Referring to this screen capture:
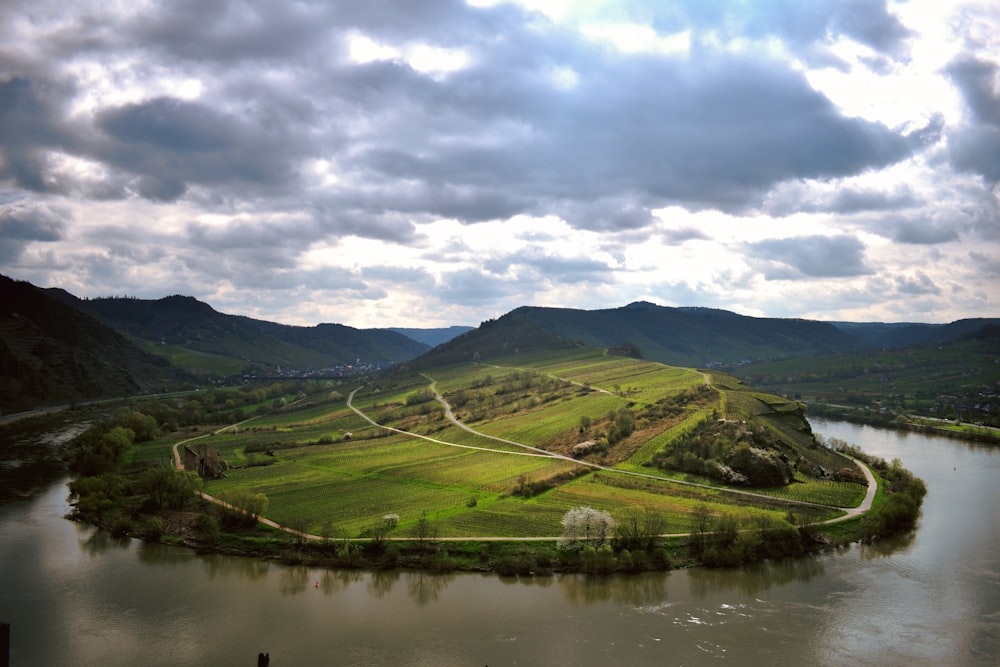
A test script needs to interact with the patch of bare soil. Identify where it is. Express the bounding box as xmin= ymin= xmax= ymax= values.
xmin=162 ymin=511 xmax=201 ymax=541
